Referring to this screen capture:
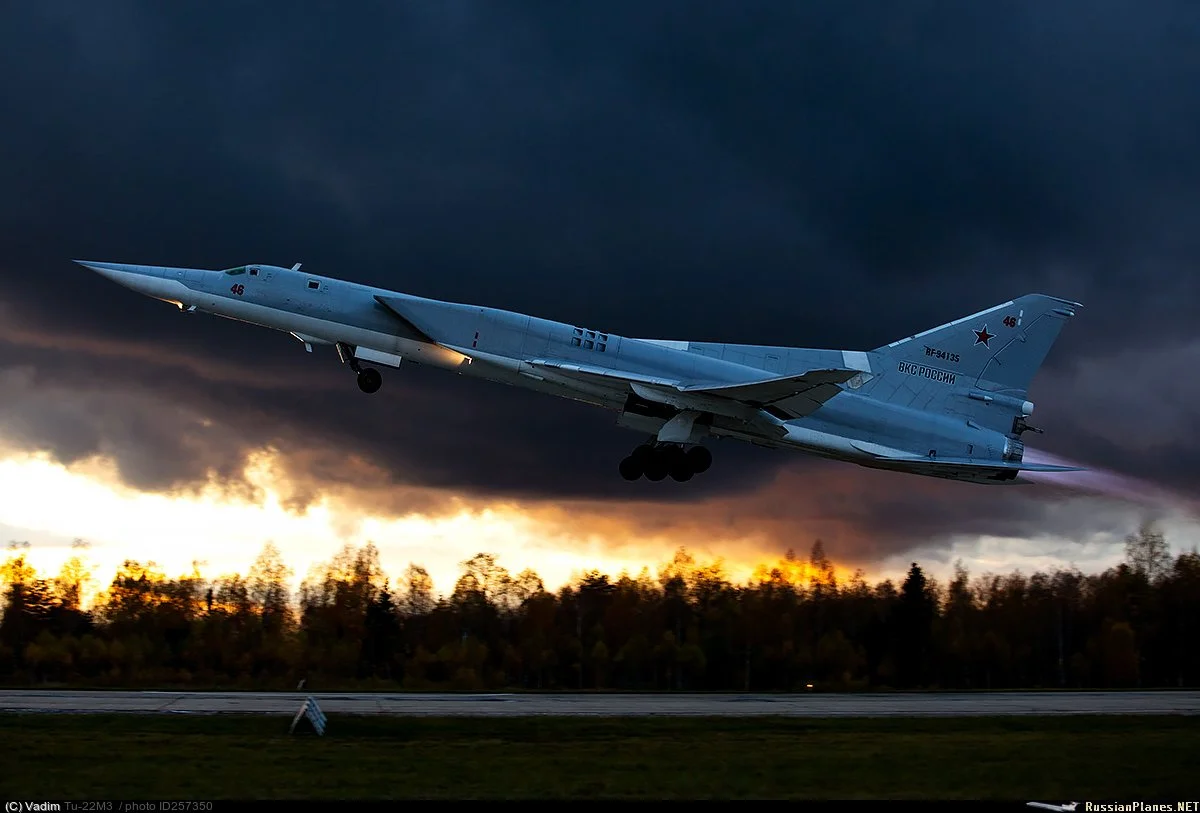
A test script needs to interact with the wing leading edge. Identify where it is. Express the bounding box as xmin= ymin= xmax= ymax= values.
xmin=371 ymin=297 xmax=859 ymax=420
xmin=374 ymin=295 xmax=437 ymax=344
xmin=678 ymin=368 xmax=865 ymax=419
xmin=527 ymin=360 xmax=862 ymax=420
xmin=678 ymin=369 xmax=863 ymax=402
